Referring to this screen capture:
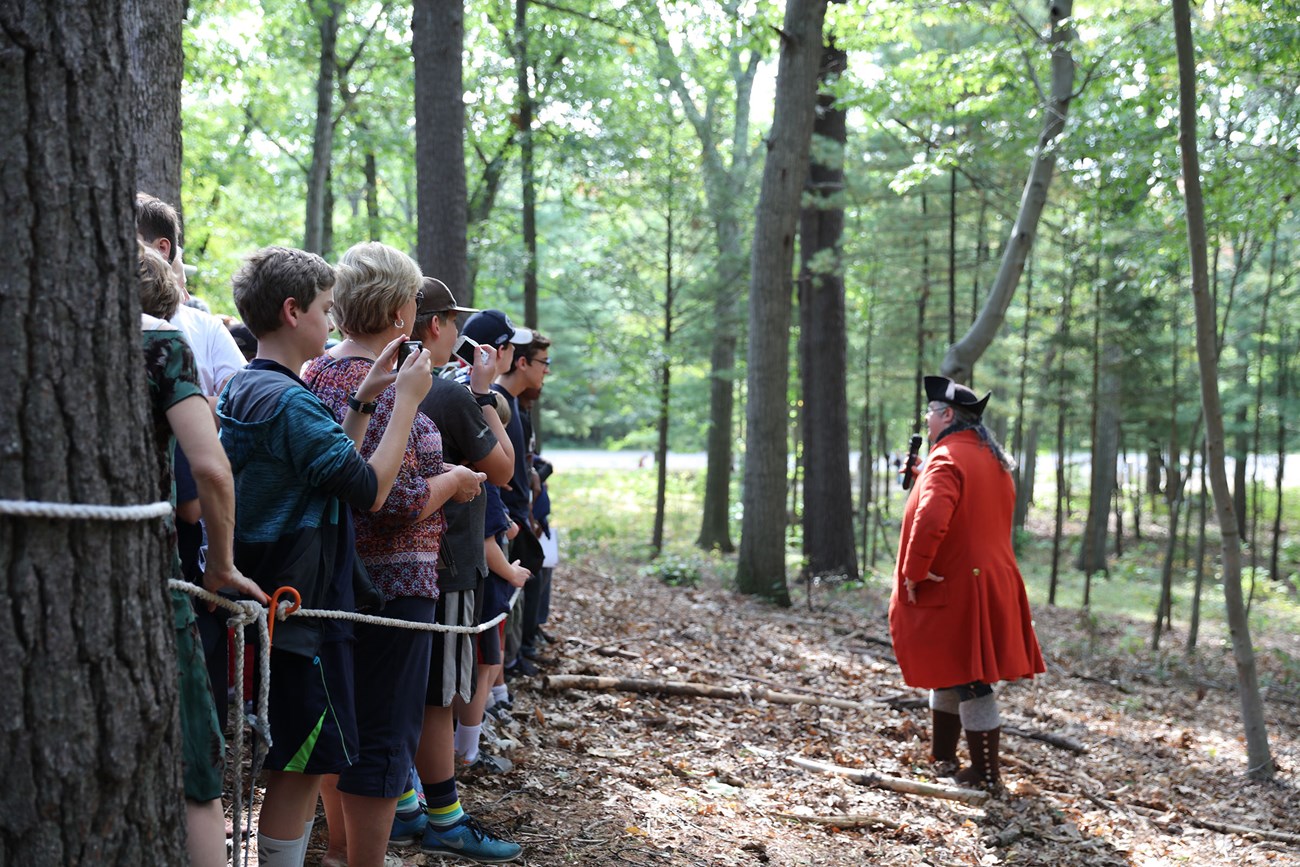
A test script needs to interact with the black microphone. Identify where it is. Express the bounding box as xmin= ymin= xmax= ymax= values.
xmin=900 ymin=433 xmax=923 ymax=490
